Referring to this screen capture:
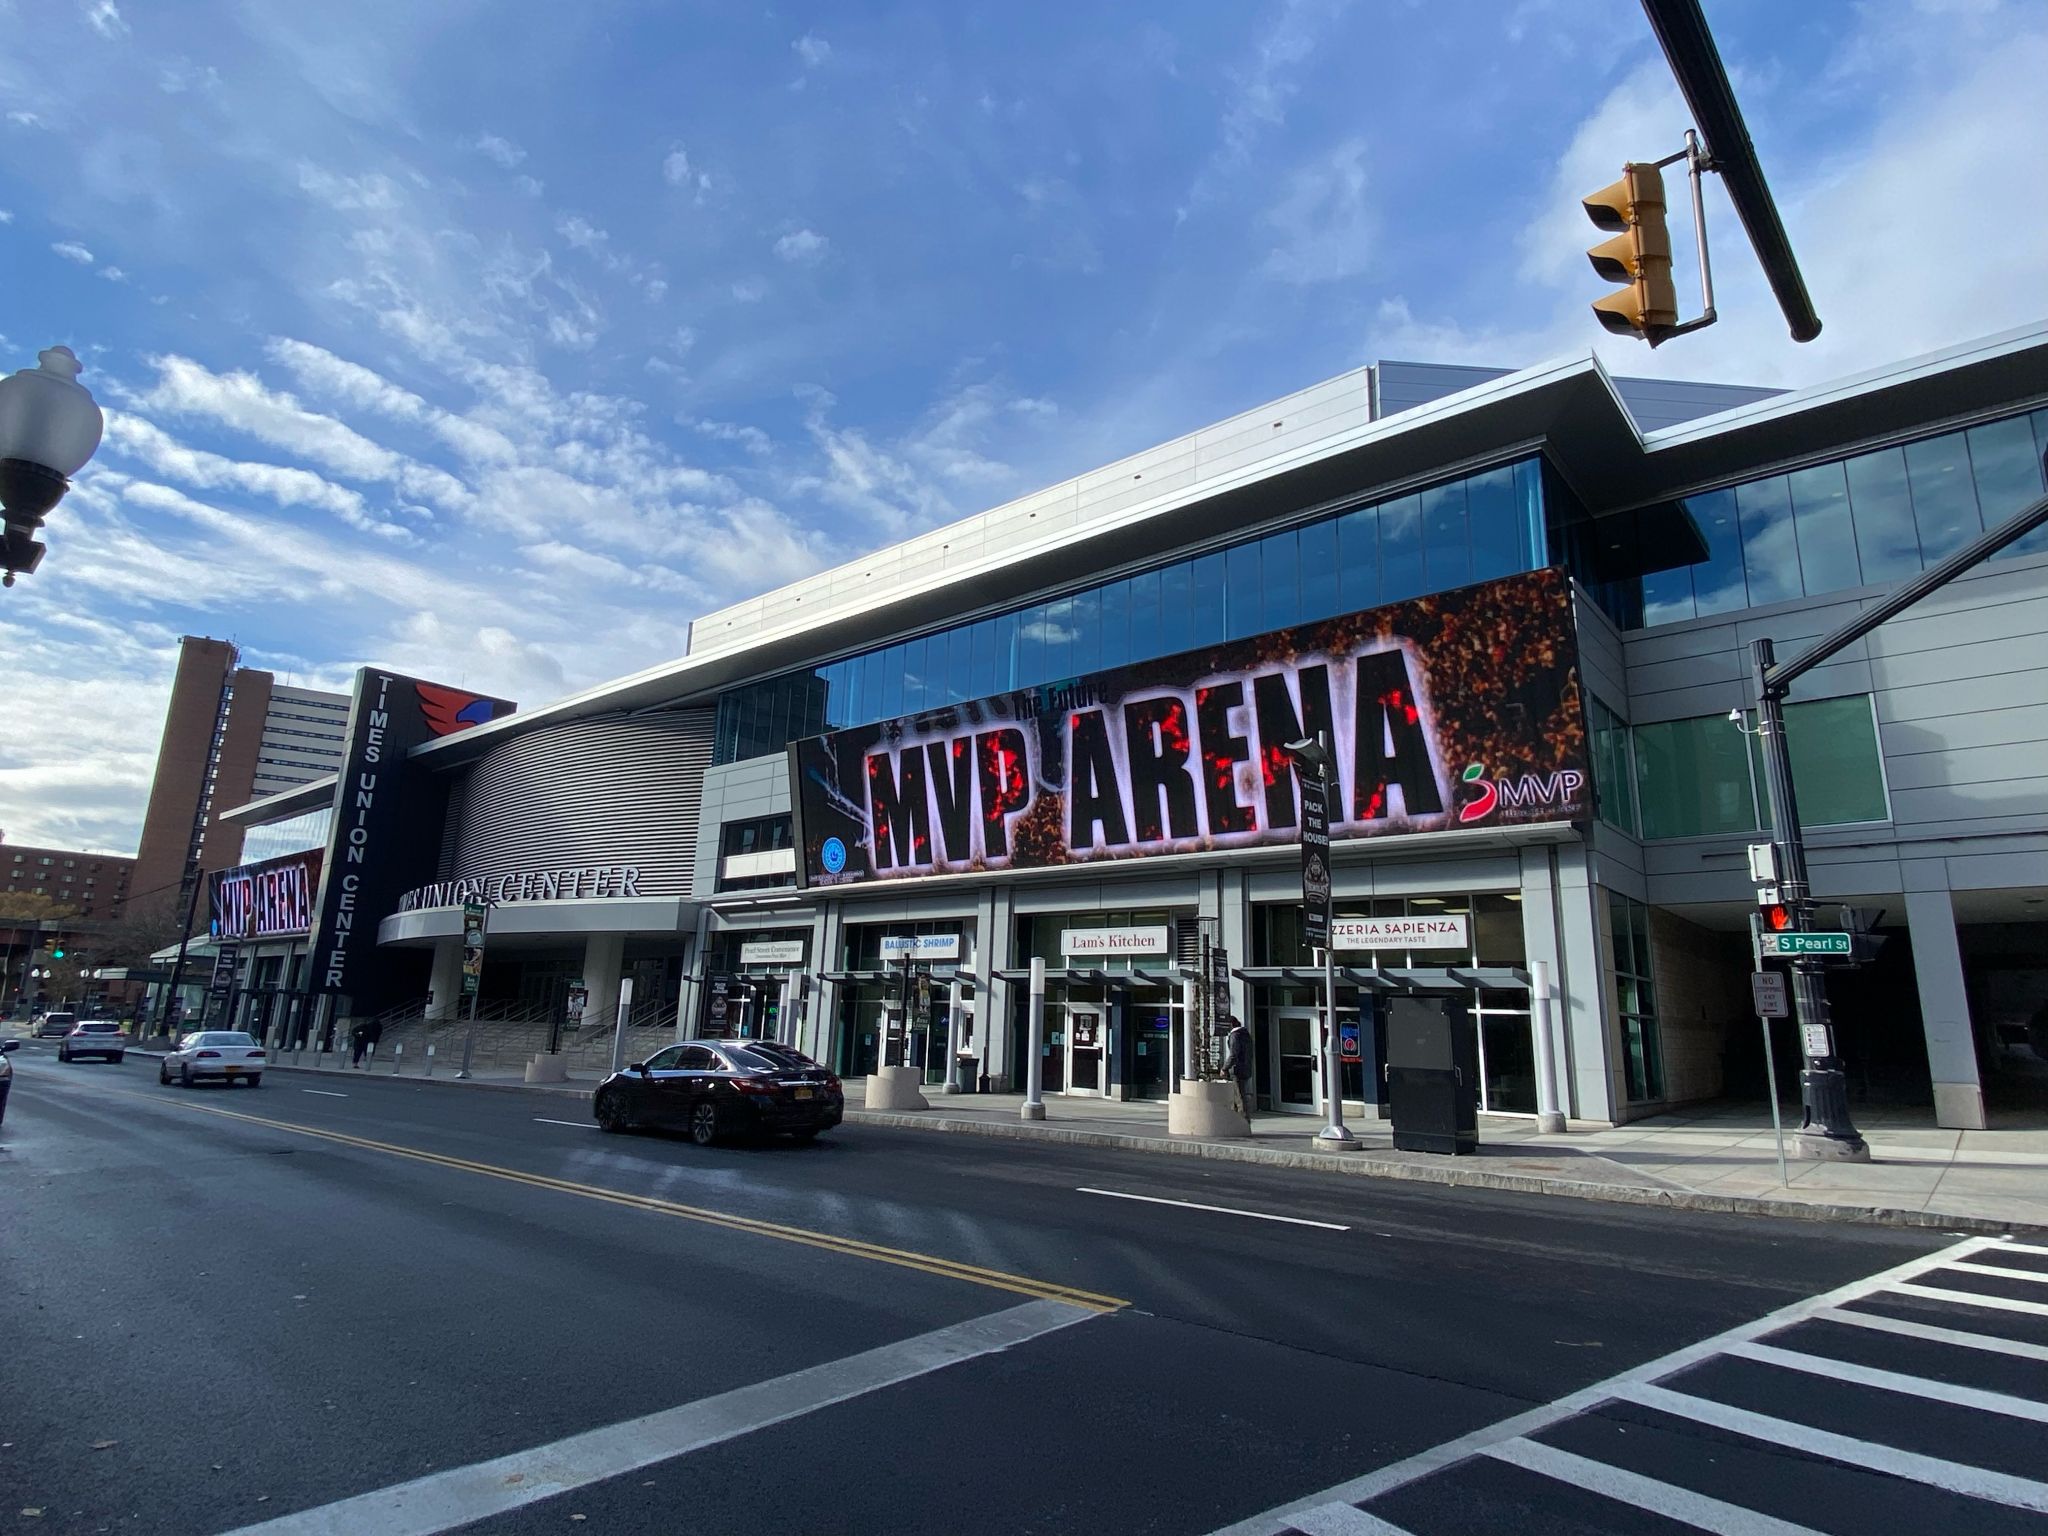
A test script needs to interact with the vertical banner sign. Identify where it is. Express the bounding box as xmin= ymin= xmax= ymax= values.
xmin=308 ymin=669 xmax=515 ymax=999
xmin=708 ymin=974 xmax=729 ymax=1031
xmin=792 ymin=567 xmax=1588 ymax=888
xmin=1300 ymin=766 xmax=1332 ymax=950
xmin=208 ymin=941 xmax=241 ymax=996
xmin=461 ymin=899 xmax=487 ymax=999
